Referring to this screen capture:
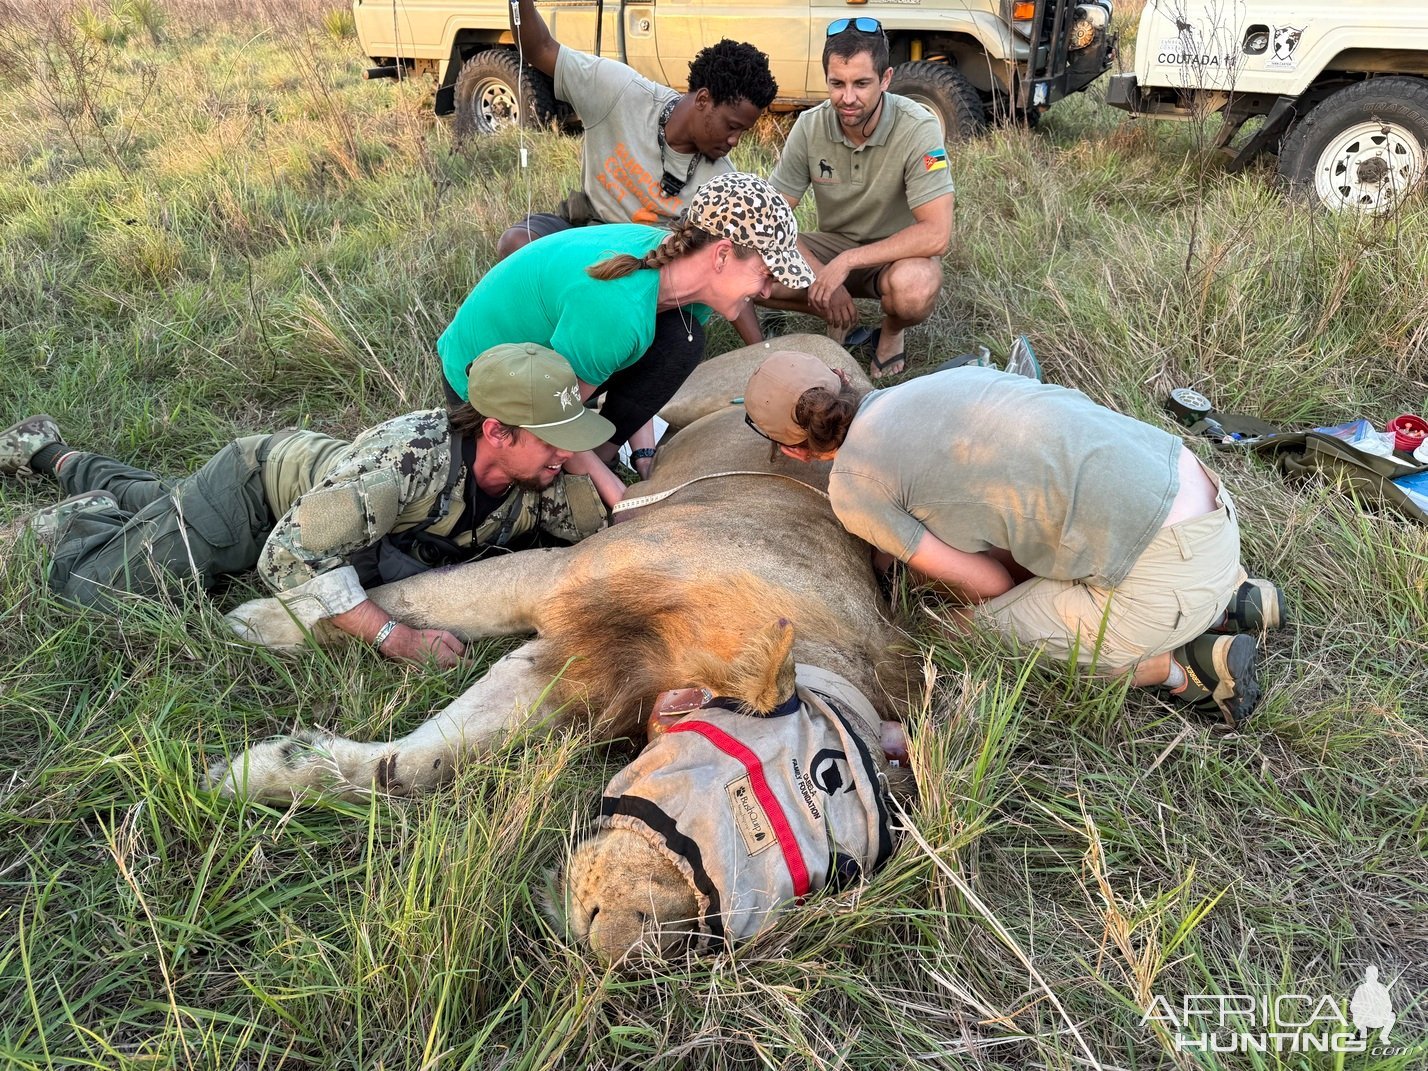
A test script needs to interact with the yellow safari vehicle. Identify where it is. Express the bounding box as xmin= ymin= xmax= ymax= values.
xmin=354 ymin=0 xmax=1115 ymax=143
